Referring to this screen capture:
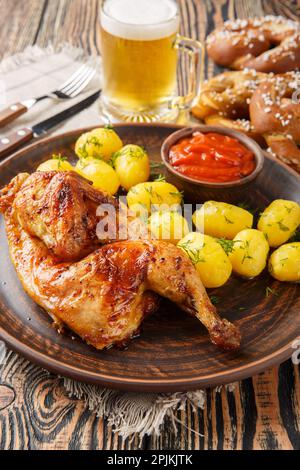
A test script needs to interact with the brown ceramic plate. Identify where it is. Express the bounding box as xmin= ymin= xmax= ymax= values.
xmin=0 ymin=124 xmax=299 ymax=392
